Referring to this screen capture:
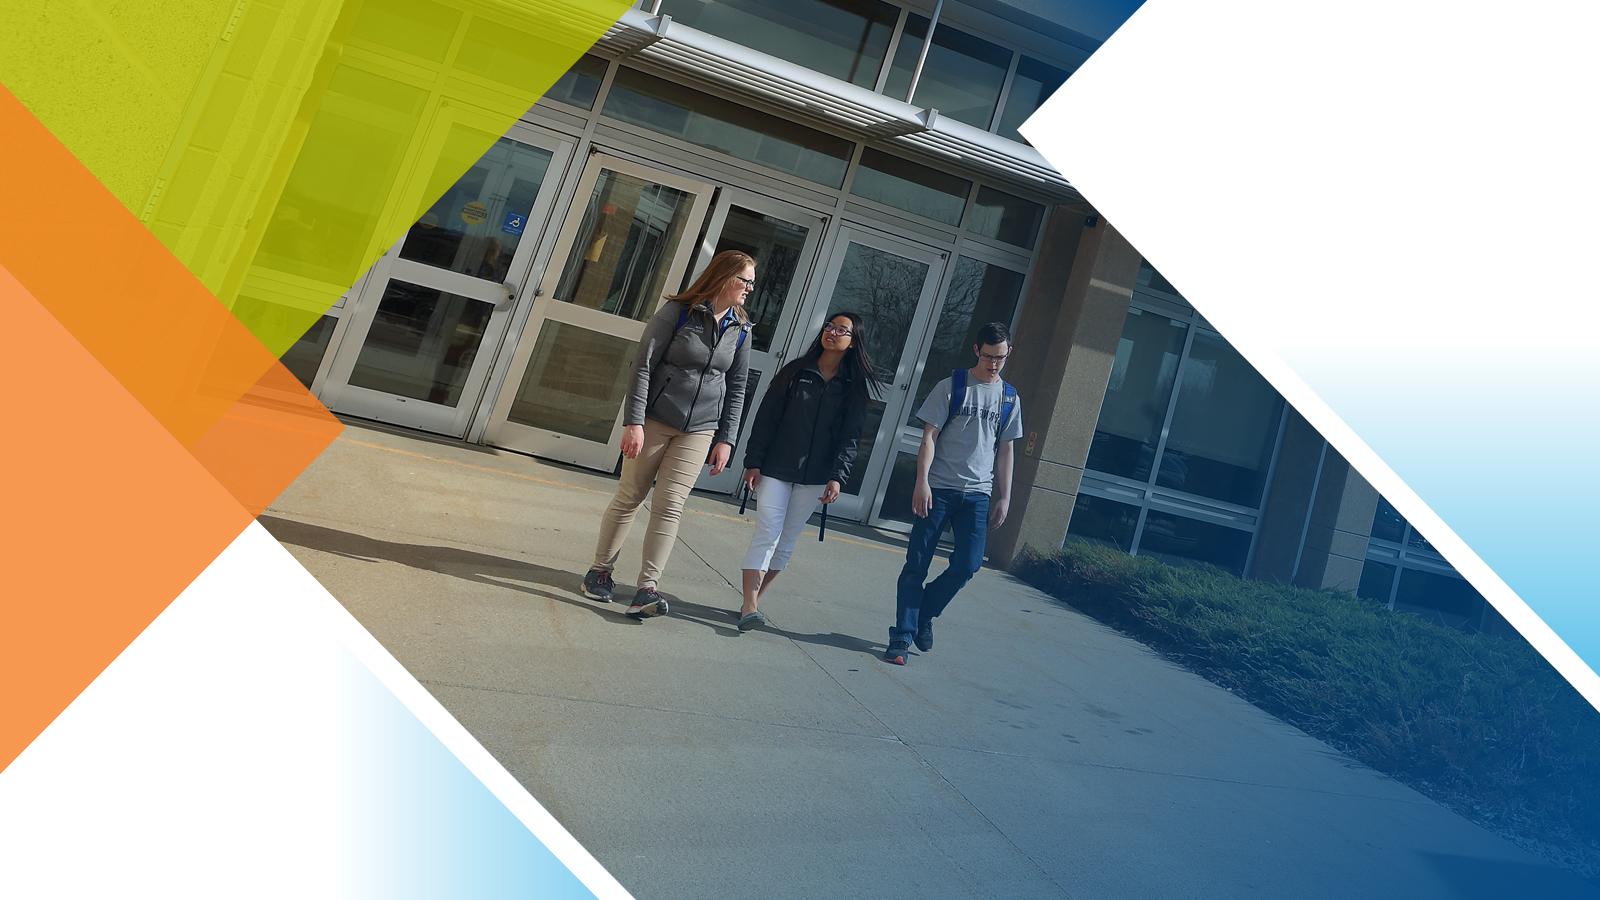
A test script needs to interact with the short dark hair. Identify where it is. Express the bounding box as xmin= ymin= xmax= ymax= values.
xmin=974 ymin=321 xmax=1011 ymax=348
